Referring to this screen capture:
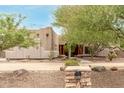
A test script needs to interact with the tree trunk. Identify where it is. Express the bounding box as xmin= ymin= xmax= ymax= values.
xmin=90 ymin=53 xmax=94 ymax=60
xmin=68 ymin=47 xmax=71 ymax=59
xmin=89 ymin=47 xmax=94 ymax=61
